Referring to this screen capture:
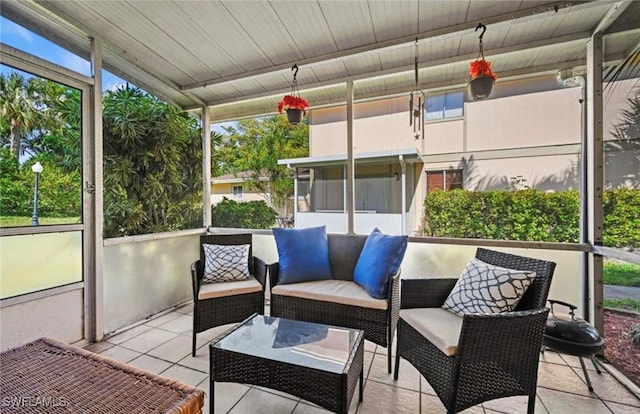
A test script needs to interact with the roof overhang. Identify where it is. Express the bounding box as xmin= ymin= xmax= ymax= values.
xmin=279 ymin=148 xmax=422 ymax=168
xmin=211 ymin=176 xmax=270 ymax=184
